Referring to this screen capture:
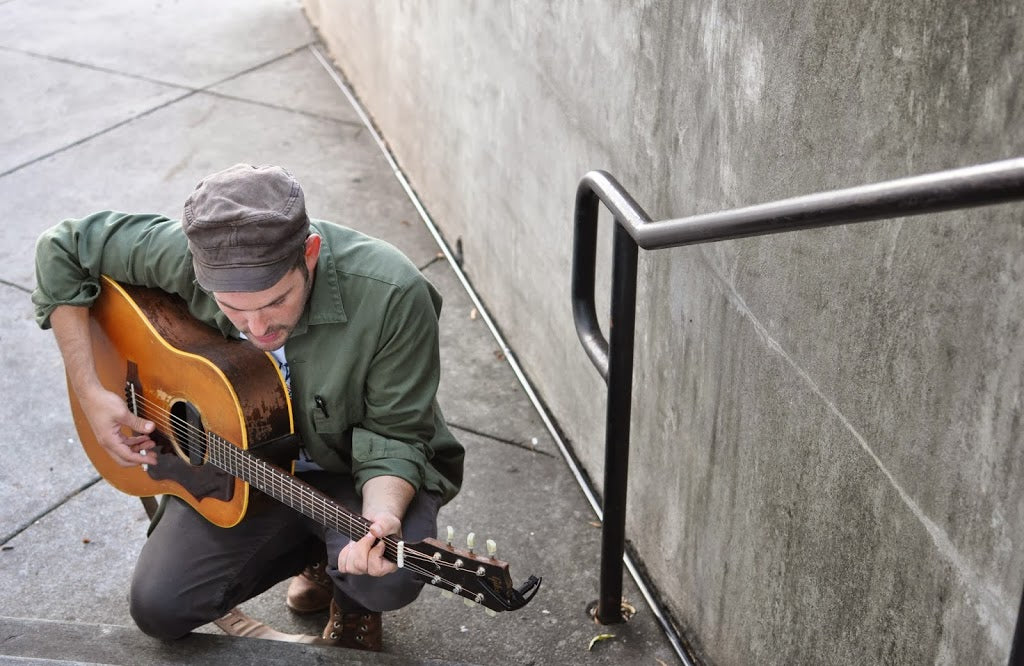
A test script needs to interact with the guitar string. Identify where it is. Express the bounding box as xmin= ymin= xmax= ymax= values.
xmin=210 ymin=434 xmax=456 ymax=583
xmin=129 ymin=401 xmax=500 ymax=606
xmin=131 ymin=394 xmax=379 ymax=541
xmin=128 ymin=393 xmax=488 ymax=585
xmin=131 ymin=394 xmax=383 ymax=550
xmin=130 ymin=396 xmax=470 ymax=587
